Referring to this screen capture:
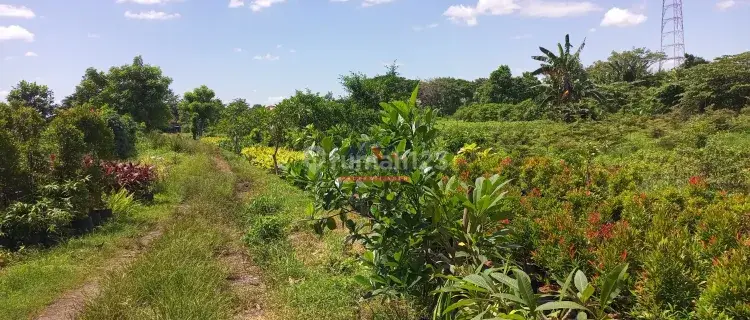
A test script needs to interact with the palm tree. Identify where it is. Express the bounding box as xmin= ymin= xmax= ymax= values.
xmin=532 ymin=34 xmax=601 ymax=120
